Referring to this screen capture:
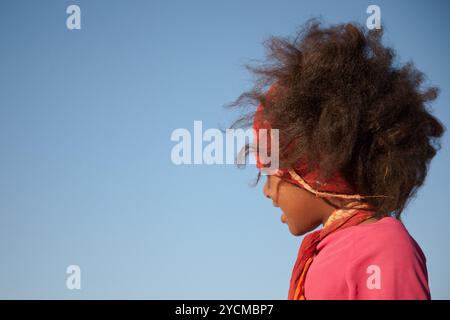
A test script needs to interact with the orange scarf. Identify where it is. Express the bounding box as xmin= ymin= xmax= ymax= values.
xmin=288 ymin=208 xmax=375 ymax=300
